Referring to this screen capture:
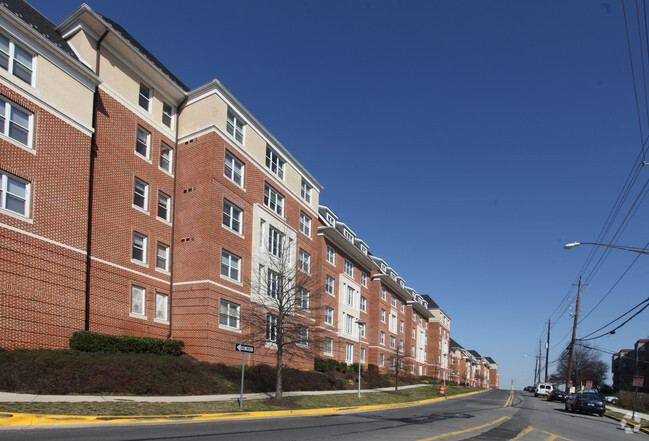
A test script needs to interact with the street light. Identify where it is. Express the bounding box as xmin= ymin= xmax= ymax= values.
xmin=564 ymin=242 xmax=649 ymax=255
xmin=355 ymin=319 xmax=366 ymax=398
